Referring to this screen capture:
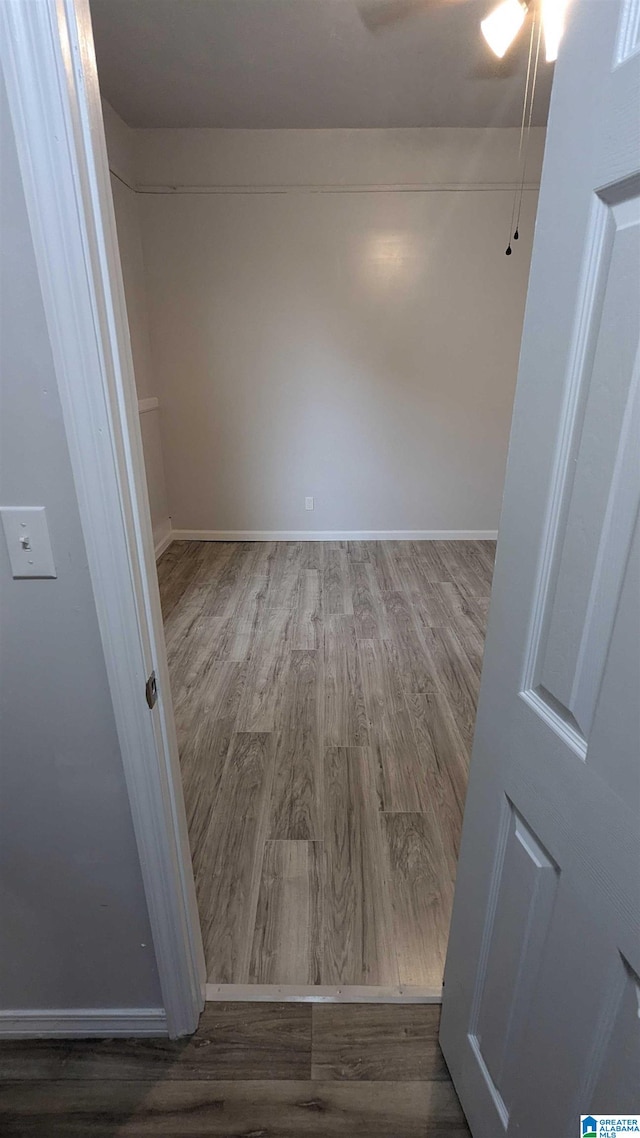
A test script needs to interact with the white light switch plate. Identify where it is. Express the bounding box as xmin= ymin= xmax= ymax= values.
xmin=1 ymin=507 xmax=57 ymax=578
